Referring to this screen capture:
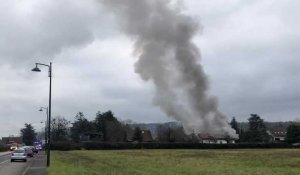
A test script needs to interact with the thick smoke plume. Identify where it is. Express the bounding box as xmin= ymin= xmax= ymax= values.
xmin=100 ymin=0 xmax=238 ymax=138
